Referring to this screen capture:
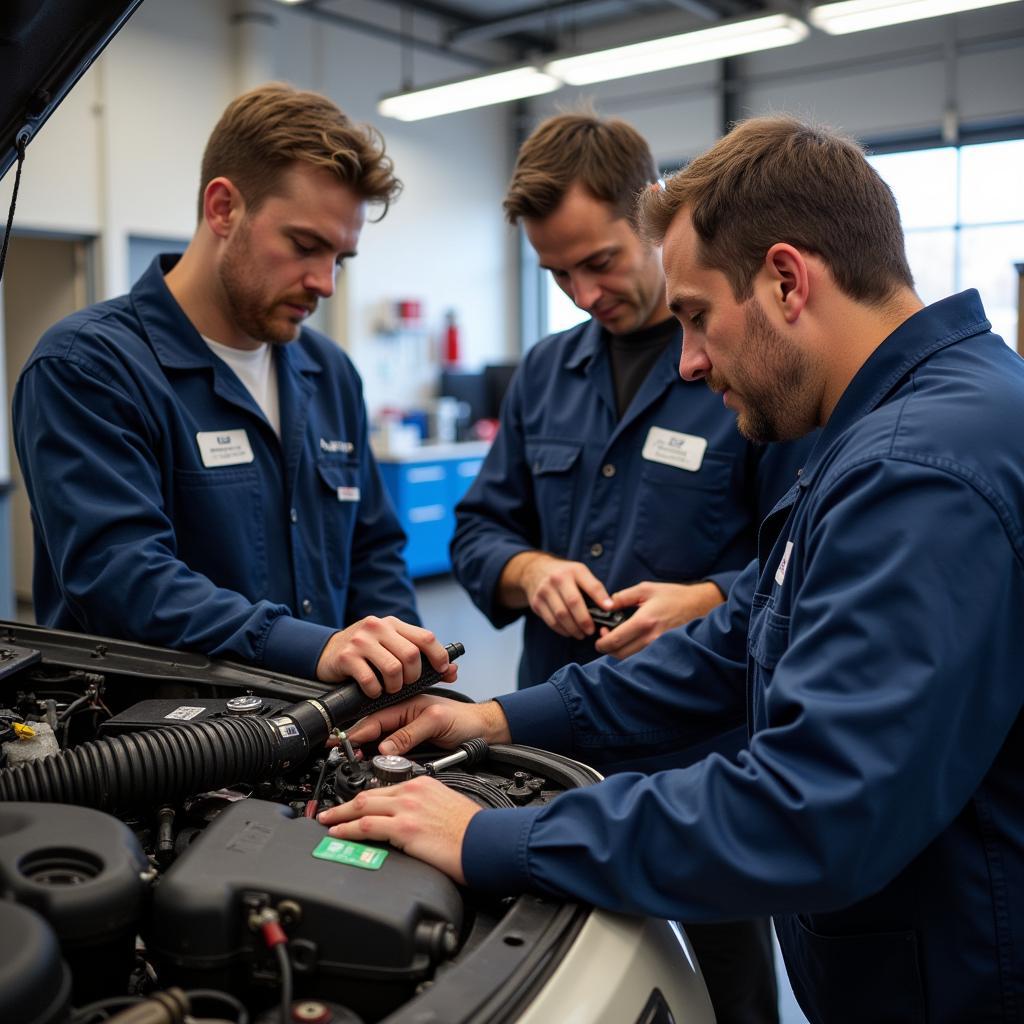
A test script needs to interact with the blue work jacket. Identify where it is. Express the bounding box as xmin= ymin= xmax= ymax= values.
xmin=464 ymin=292 xmax=1024 ymax=1022
xmin=452 ymin=317 xmax=812 ymax=687
xmin=13 ymin=255 xmax=418 ymax=678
